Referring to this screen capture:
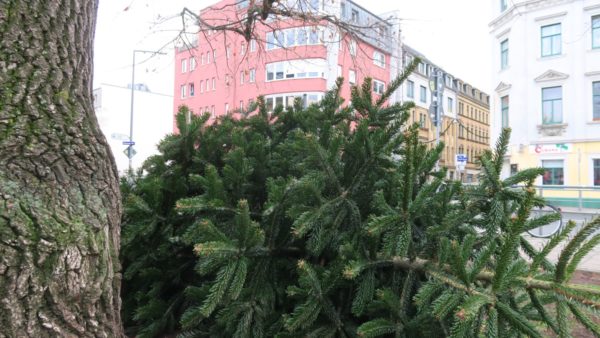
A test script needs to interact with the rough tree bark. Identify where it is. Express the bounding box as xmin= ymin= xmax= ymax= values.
xmin=0 ymin=1 xmax=122 ymax=337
